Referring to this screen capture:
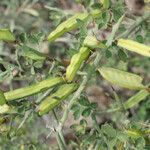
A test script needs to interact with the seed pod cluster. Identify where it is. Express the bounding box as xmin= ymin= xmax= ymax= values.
xmin=66 ymin=47 xmax=90 ymax=82
xmin=38 ymin=83 xmax=78 ymax=115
